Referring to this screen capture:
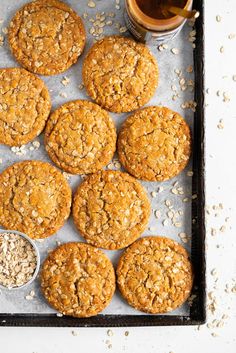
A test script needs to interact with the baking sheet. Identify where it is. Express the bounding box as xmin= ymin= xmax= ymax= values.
xmin=0 ymin=0 xmax=195 ymax=317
